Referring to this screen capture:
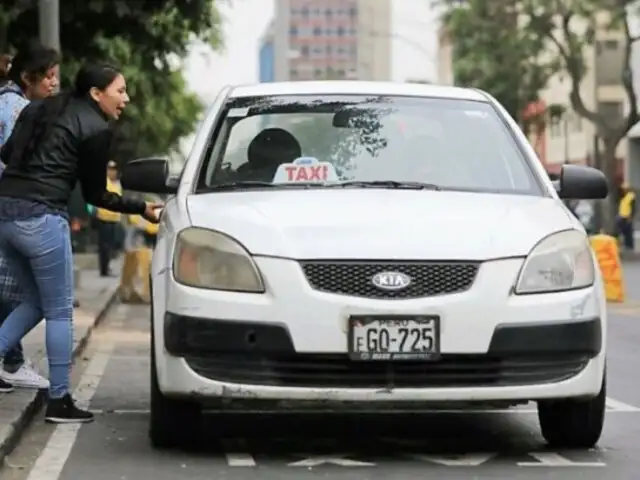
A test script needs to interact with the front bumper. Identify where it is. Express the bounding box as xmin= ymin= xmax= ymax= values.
xmin=155 ymin=256 xmax=606 ymax=402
